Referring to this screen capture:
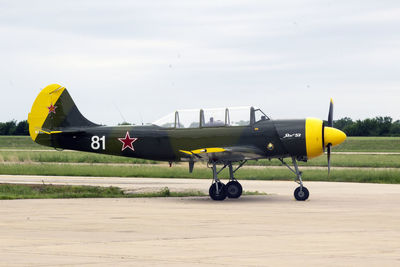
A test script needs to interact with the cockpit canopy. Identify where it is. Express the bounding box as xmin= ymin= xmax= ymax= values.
xmin=153 ymin=106 xmax=269 ymax=128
